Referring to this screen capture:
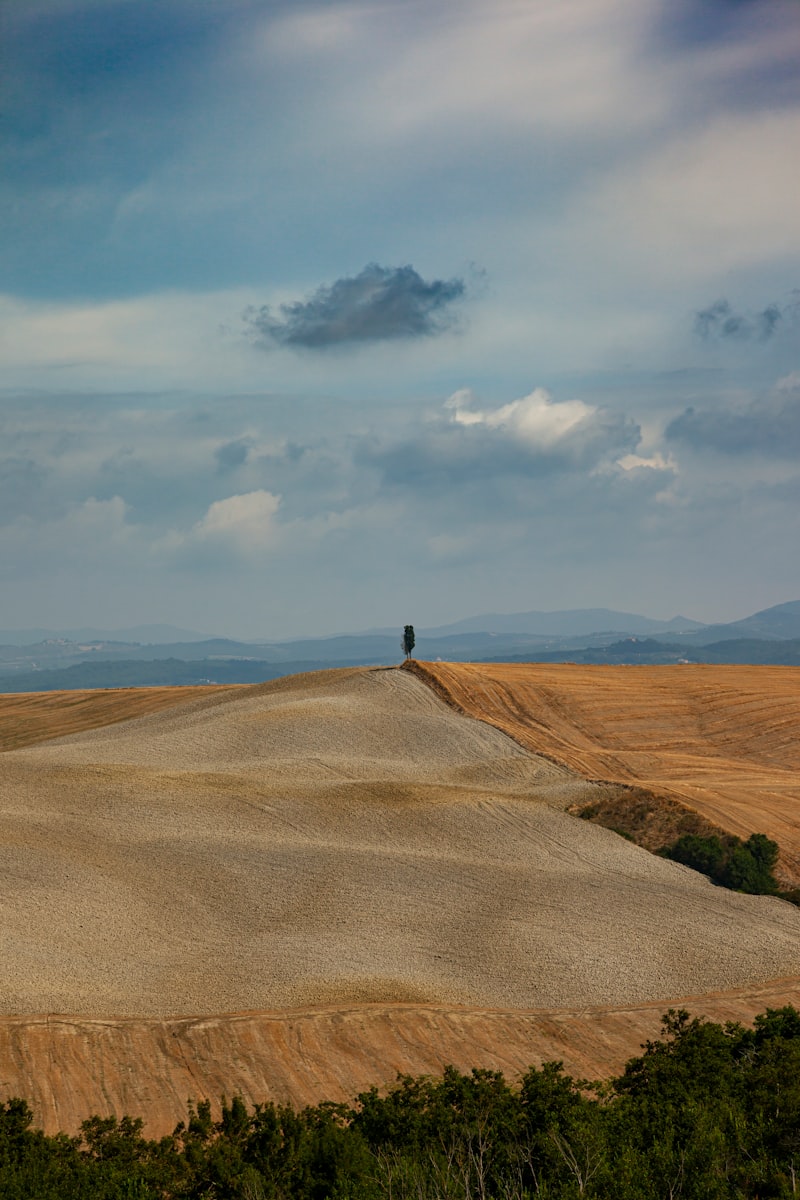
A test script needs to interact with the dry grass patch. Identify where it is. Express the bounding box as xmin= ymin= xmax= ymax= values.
xmin=0 ymin=685 xmax=241 ymax=751
xmin=567 ymin=782 xmax=730 ymax=849
xmin=408 ymin=661 xmax=800 ymax=885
